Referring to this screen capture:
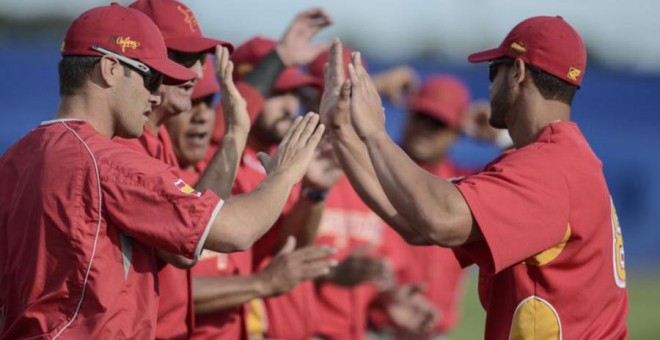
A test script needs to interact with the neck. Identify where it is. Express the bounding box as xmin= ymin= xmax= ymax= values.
xmin=507 ymin=91 xmax=571 ymax=149
xmin=55 ymin=92 xmax=114 ymax=138
xmin=146 ymin=106 xmax=172 ymax=135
